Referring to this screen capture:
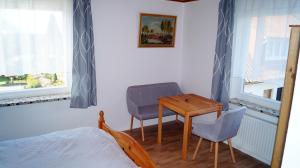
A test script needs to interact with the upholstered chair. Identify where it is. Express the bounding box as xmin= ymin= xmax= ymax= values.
xmin=126 ymin=82 xmax=182 ymax=141
xmin=192 ymin=106 xmax=247 ymax=168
